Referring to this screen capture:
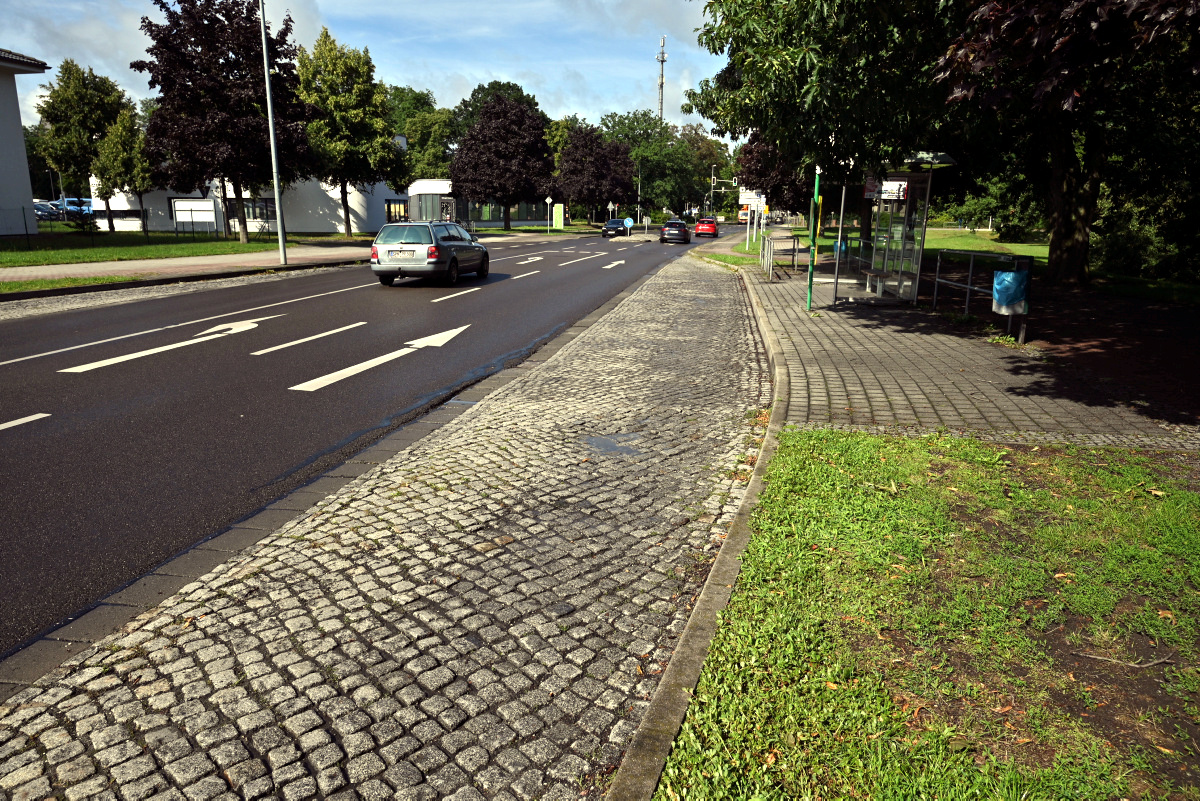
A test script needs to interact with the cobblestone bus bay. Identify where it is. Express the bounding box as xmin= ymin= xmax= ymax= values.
xmin=0 ymin=256 xmax=770 ymax=800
